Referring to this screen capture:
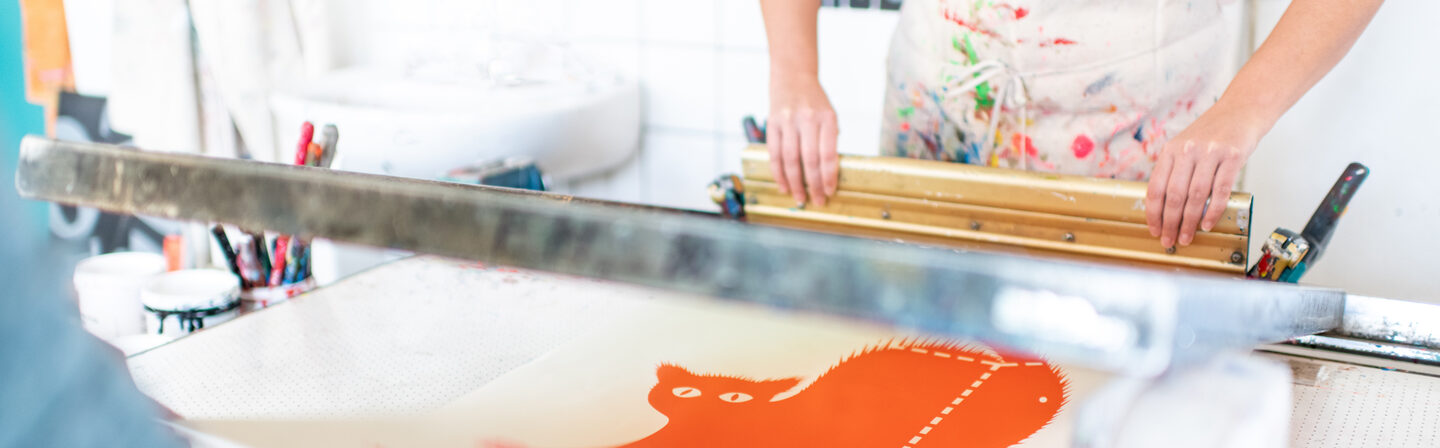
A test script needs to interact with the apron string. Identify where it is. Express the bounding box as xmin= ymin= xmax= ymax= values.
xmin=944 ymin=60 xmax=1030 ymax=169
